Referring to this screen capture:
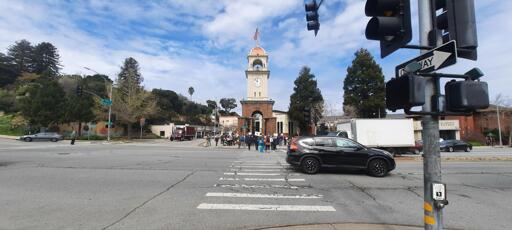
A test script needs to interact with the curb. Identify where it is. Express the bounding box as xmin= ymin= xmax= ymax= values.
xmin=395 ymin=156 xmax=512 ymax=162
xmin=254 ymin=223 xmax=447 ymax=230
xmin=0 ymin=135 xmax=18 ymax=140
